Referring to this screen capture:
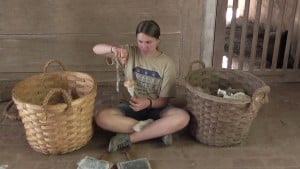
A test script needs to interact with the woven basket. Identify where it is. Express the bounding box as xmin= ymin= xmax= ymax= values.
xmin=185 ymin=60 xmax=270 ymax=146
xmin=12 ymin=59 xmax=97 ymax=154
